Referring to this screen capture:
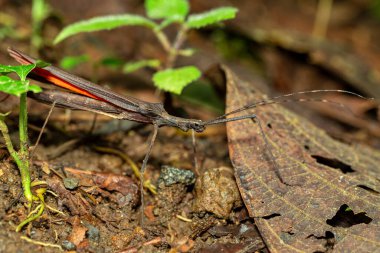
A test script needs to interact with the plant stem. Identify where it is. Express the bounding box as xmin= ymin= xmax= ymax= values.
xmin=154 ymin=24 xmax=188 ymax=68
xmin=19 ymin=93 xmax=33 ymax=203
xmin=0 ymin=119 xmax=33 ymax=203
xmin=16 ymin=203 xmax=44 ymax=232
xmin=154 ymin=29 xmax=172 ymax=53
xmin=19 ymin=93 xmax=29 ymax=156
xmin=166 ymin=25 xmax=188 ymax=68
